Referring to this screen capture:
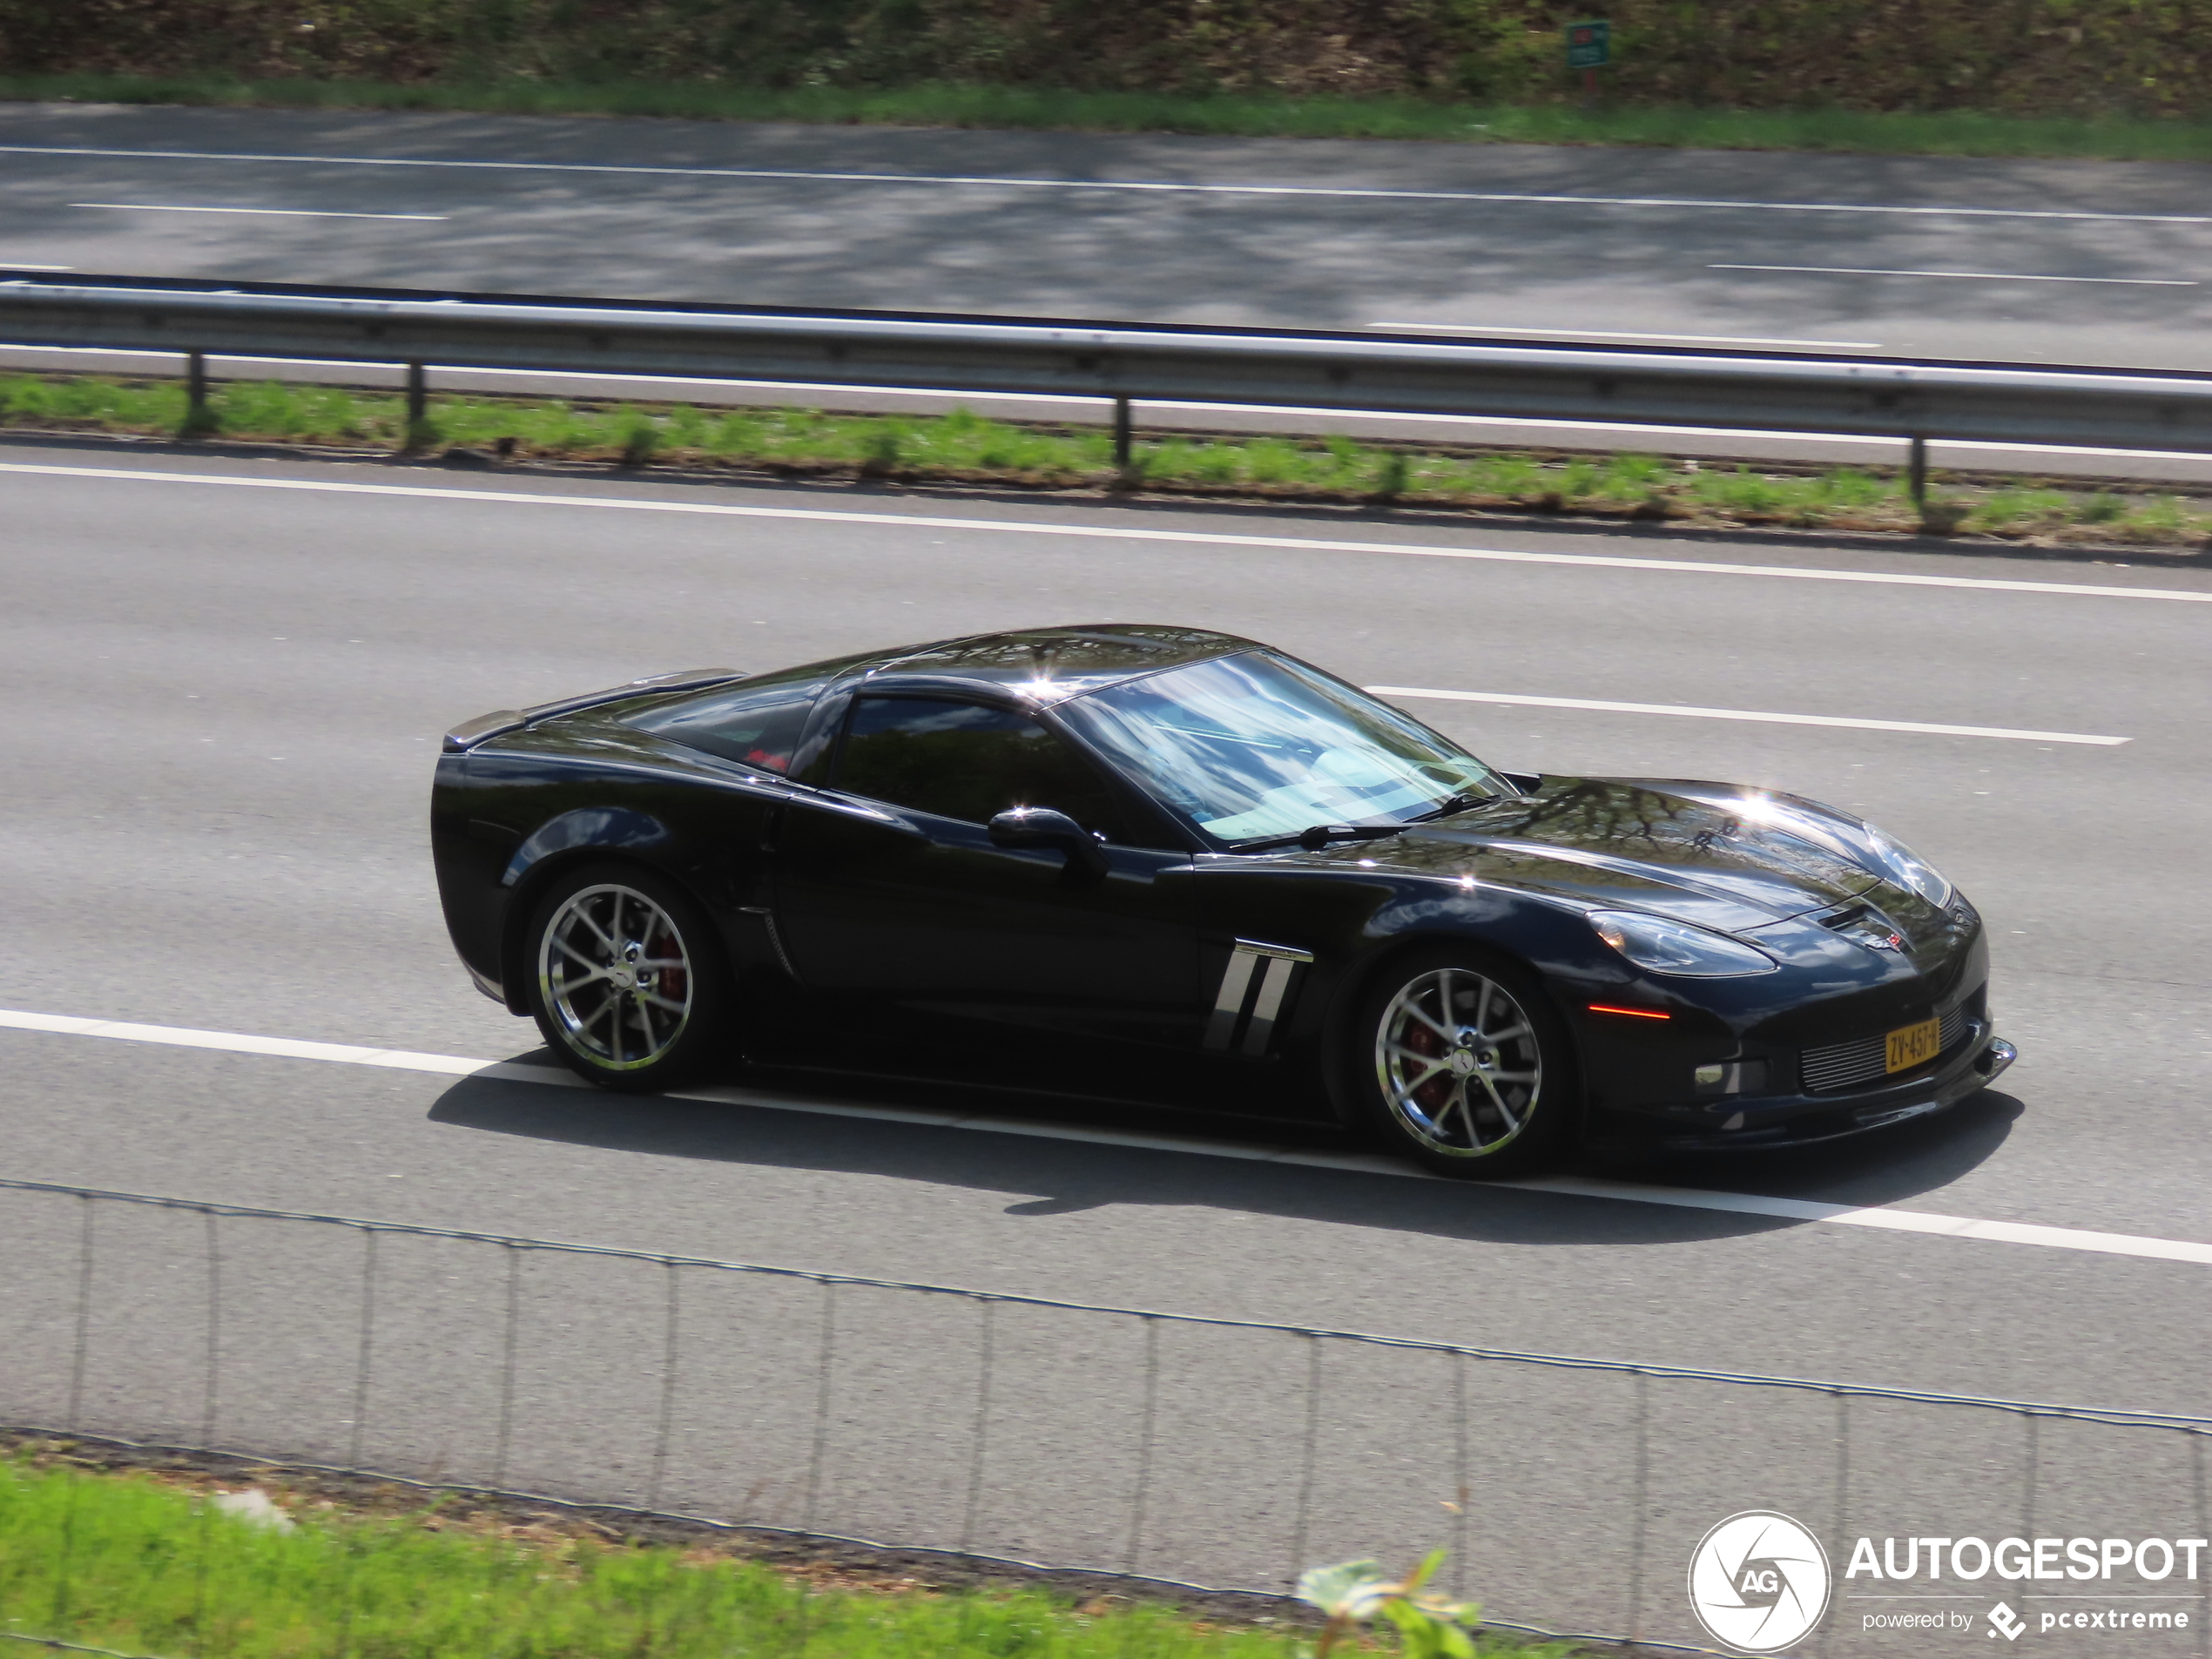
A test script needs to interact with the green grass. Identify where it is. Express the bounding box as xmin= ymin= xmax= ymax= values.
xmin=3 ymin=371 xmax=2208 ymax=549
xmin=10 ymin=71 xmax=2212 ymax=161
xmin=0 ymin=1455 xmax=1560 ymax=1659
